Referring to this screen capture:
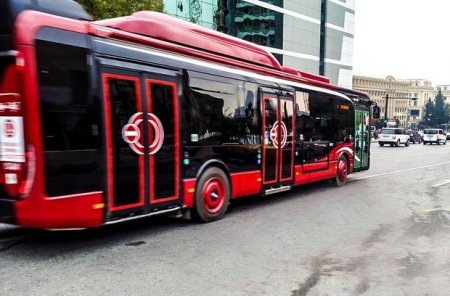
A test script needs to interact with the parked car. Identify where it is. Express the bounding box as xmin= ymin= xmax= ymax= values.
xmin=446 ymin=132 xmax=450 ymax=141
xmin=423 ymin=128 xmax=446 ymax=145
xmin=378 ymin=128 xmax=410 ymax=147
xmin=418 ymin=130 xmax=424 ymax=139
xmin=407 ymin=130 xmax=422 ymax=144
